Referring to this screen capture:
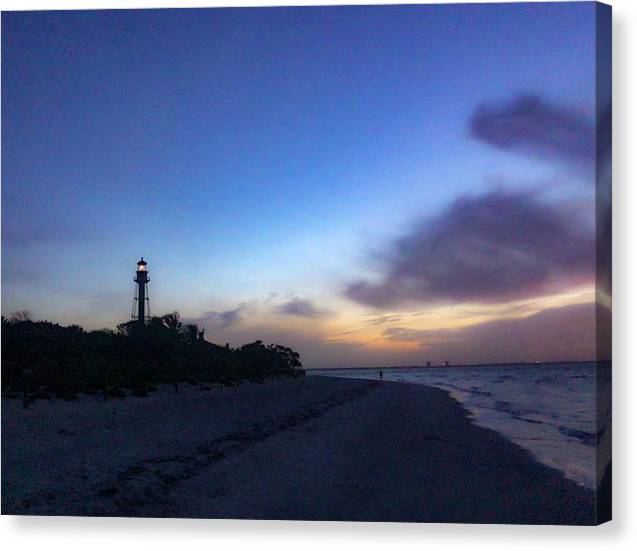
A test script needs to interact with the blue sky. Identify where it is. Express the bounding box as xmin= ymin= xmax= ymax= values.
xmin=2 ymin=3 xmax=606 ymax=367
